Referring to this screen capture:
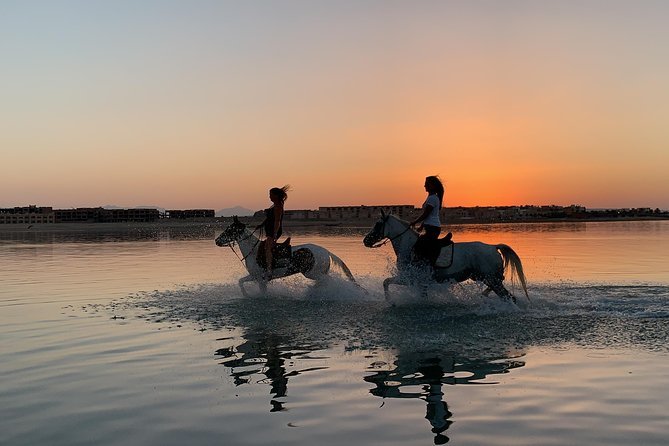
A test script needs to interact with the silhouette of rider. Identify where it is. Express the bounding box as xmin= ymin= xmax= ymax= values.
xmin=257 ymin=185 xmax=290 ymax=278
xmin=410 ymin=176 xmax=445 ymax=264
